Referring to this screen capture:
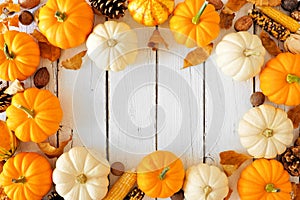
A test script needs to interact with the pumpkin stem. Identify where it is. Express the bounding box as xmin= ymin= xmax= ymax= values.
xmin=265 ymin=183 xmax=280 ymax=193
xmin=192 ymin=1 xmax=208 ymax=25
xmin=16 ymin=104 xmax=35 ymax=119
xmin=286 ymin=74 xmax=300 ymax=84
xmin=12 ymin=176 xmax=27 ymax=184
xmin=262 ymin=128 xmax=273 ymax=138
xmin=159 ymin=167 xmax=170 ymax=180
xmin=243 ymin=49 xmax=261 ymax=57
xmin=55 ymin=11 xmax=67 ymax=22
xmin=203 ymin=185 xmax=212 ymax=199
xmin=3 ymin=43 xmax=15 ymax=60
xmin=76 ymin=174 xmax=87 ymax=184
xmin=107 ymin=39 xmax=118 ymax=47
